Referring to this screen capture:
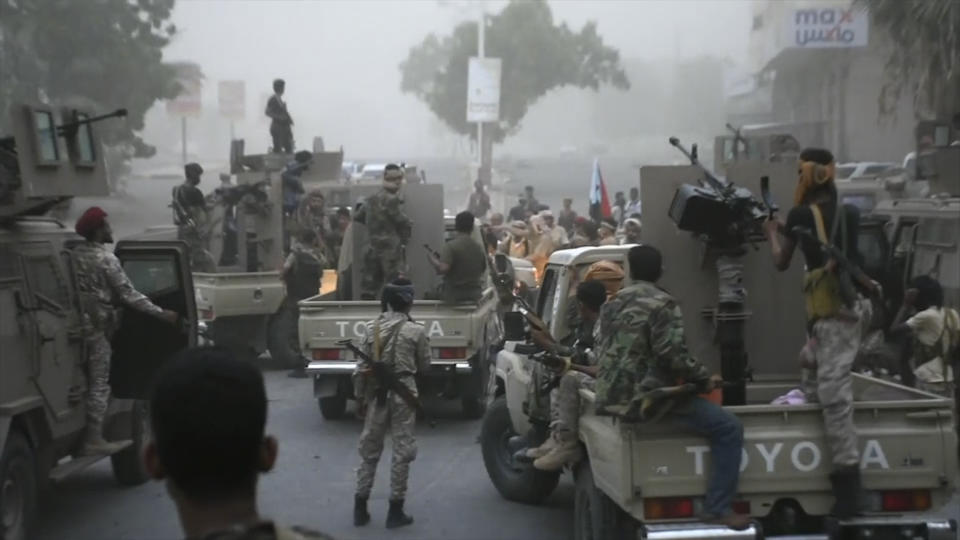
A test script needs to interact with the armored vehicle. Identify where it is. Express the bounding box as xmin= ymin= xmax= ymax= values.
xmin=0 ymin=104 xmax=197 ymax=540
xmin=480 ymin=155 xmax=958 ymax=538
